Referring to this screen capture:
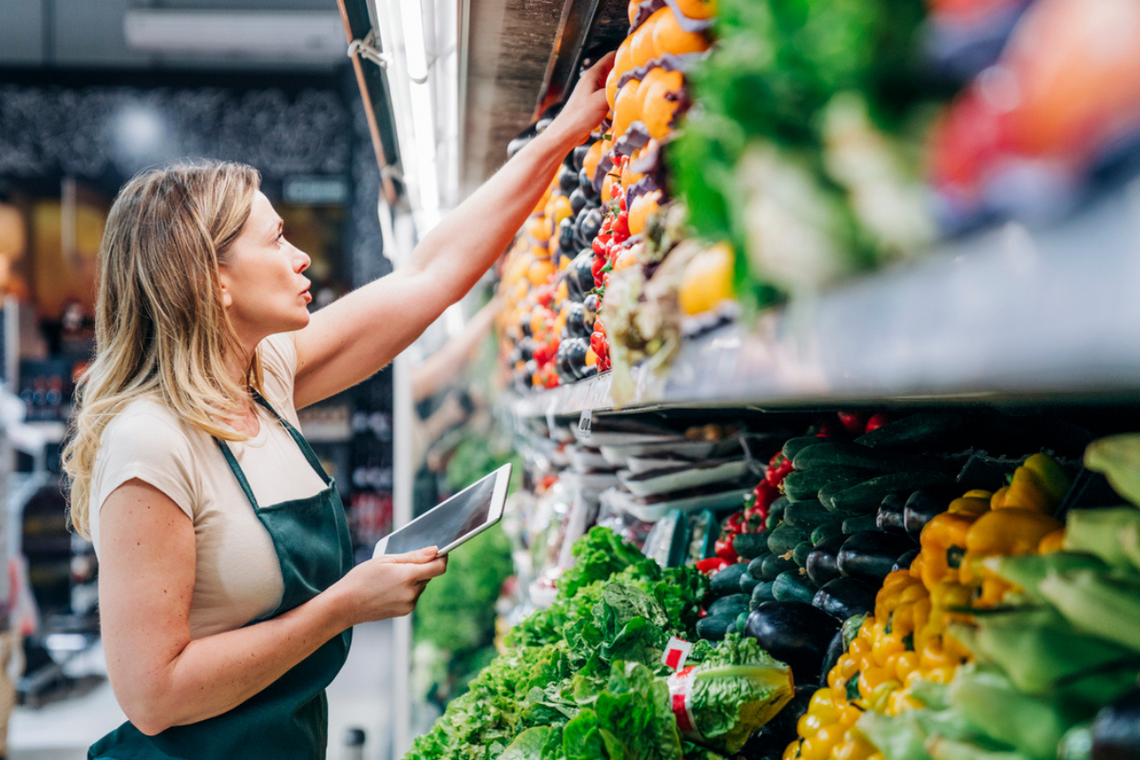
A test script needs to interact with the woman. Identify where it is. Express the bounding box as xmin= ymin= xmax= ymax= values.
xmin=62 ymin=53 xmax=613 ymax=759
